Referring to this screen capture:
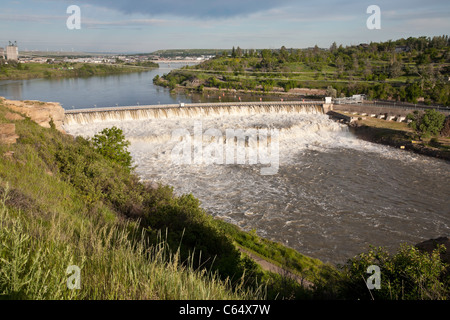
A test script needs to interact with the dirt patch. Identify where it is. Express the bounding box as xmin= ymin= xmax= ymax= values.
xmin=0 ymin=186 xmax=42 ymax=215
xmin=5 ymin=112 xmax=25 ymax=121
xmin=0 ymin=123 xmax=19 ymax=144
